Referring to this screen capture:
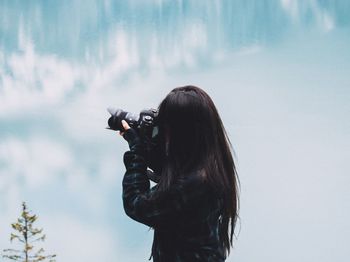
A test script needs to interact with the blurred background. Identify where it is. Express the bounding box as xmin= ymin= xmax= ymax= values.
xmin=0 ymin=0 xmax=349 ymax=261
